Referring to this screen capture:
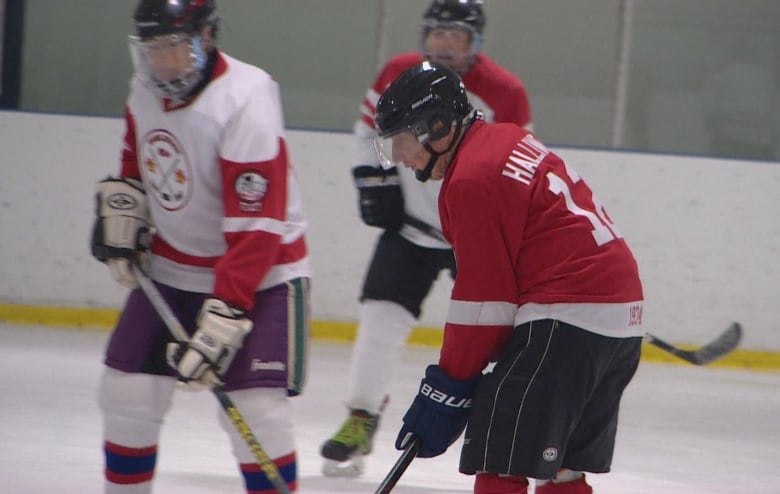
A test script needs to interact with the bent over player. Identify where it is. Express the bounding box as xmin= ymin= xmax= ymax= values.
xmin=374 ymin=62 xmax=644 ymax=494
xmin=321 ymin=0 xmax=532 ymax=476
xmin=90 ymin=1 xmax=310 ymax=492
